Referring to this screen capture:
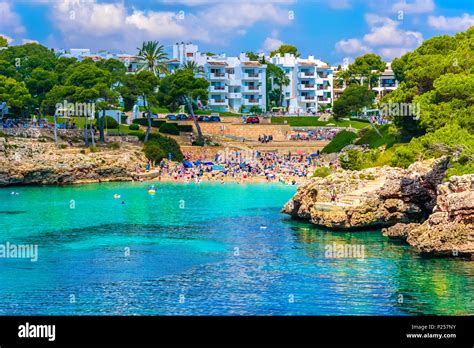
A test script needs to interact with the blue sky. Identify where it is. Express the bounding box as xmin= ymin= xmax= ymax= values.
xmin=1 ymin=0 xmax=473 ymax=64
